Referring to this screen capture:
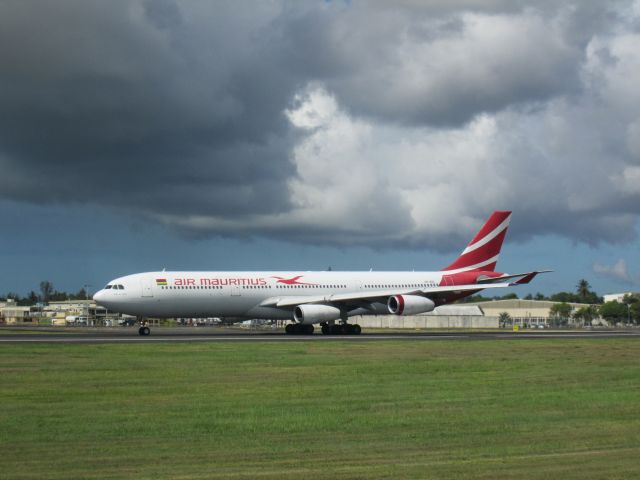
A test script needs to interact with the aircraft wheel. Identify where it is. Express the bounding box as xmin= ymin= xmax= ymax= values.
xmin=321 ymin=325 xmax=331 ymax=335
xmin=330 ymin=324 xmax=342 ymax=335
xmin=303 ymin=324 xmax=314 ymax=335
xmin=138 ymin=326 xmax=150 ymax=336
xmin=352 ymin=324 xmax=362 ymax=335
xmin=285 ymin=323 xmax=295 ymax=334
